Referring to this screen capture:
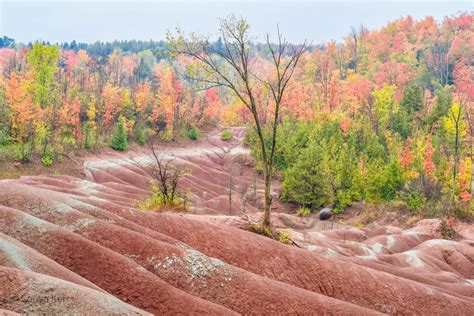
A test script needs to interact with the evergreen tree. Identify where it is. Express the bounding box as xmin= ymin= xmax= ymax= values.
xmin=83 ymin=122 xmax=96 ymax=149
xmin=426 ymin=86 xmax=452 ymax=130
xmin=187 ymin=124 xmax=200 ymax=140
xmin=110 ymin=116 xmax=128 ymax=151
xmin=281 ymin=144 xmax=332 ymax=208
xmin=400 ymin=84 xmax=424 ymax=115
xmin=135 ymin=124 xmax=146 ymax=145
xmin=0 ymin=36 xmax=15 ymax=48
